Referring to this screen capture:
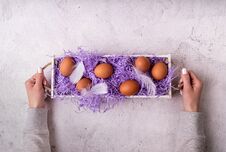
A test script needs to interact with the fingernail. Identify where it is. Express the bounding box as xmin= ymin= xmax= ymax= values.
xmin=182 ymin=68 xmax=187 ymax=75
xmin=37 ymin=67 xmax=43 ymax=73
